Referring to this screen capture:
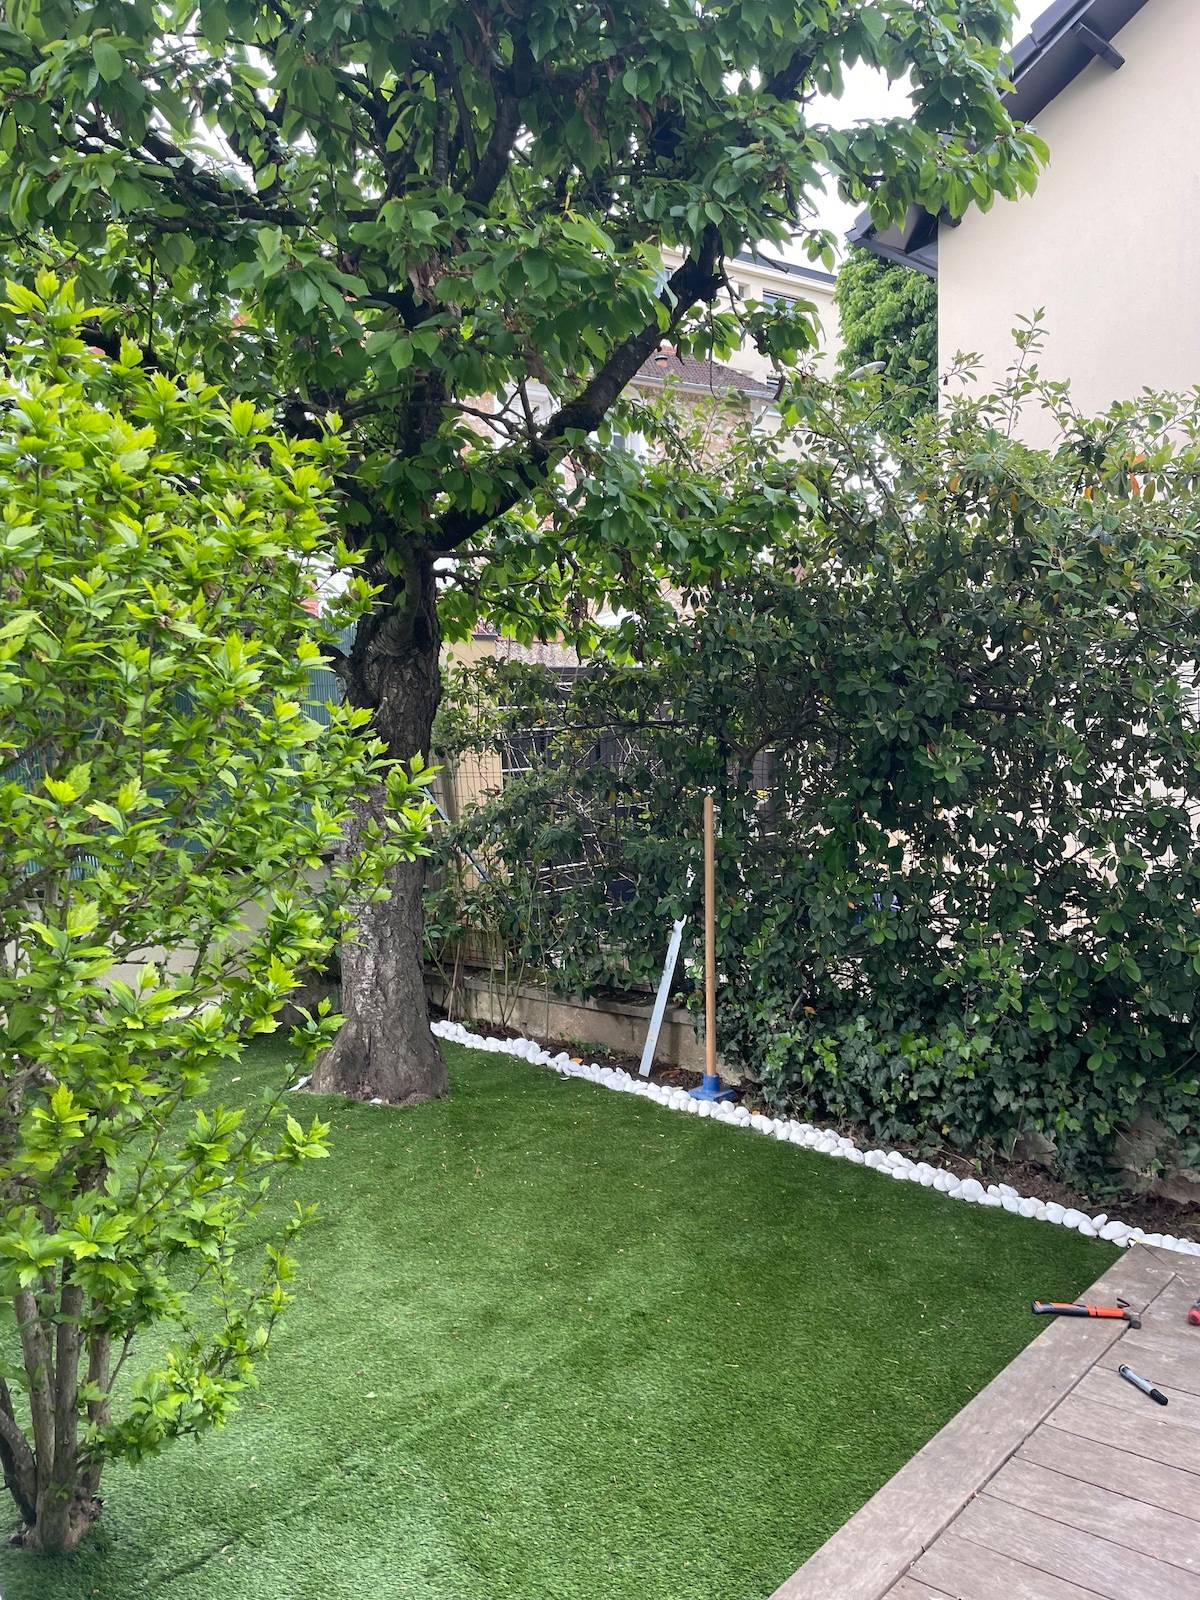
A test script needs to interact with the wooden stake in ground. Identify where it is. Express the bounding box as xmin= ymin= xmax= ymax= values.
xmin=704 ymin=792 xmax=716 ymax=1079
